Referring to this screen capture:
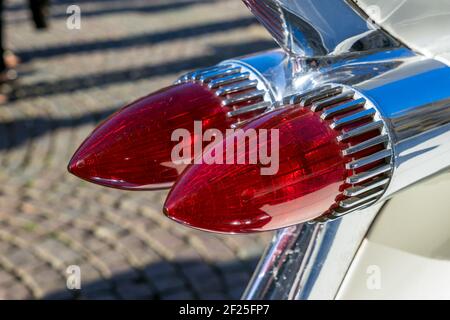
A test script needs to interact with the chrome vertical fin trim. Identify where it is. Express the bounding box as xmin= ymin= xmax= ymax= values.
xmin=242 ymin=0 xmax=399 ymax=57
